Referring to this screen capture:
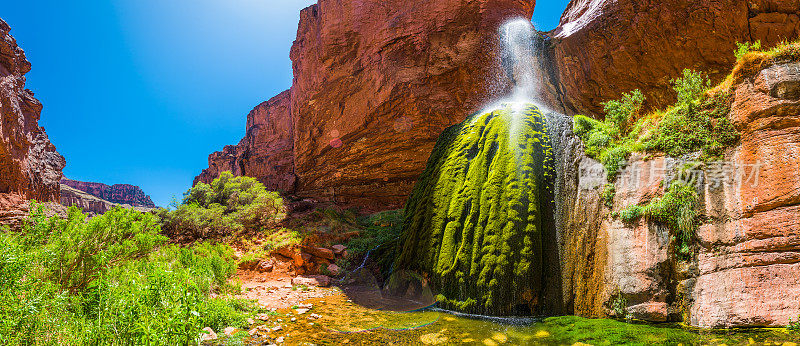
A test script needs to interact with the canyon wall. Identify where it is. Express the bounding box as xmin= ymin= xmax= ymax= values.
xmin=548 ymin=0 xmax=800 ymax=115
xmin=0 ymin=19 xmax=65 ymax=203
xmin=60 ymin=183 xmax=155 ymax=216
xmin=197 ymin=0 xmax=800 ymax=209
xmin=0 ymin=18 xmax=65 ymax=227
xmin=61 ymin=178 xmax=155 ymax=208
xmin=196 ymin=0 xmax=536 ymax=209
xmin=548 ymin=61 xmax=800 ymax=328
xmin=194 ymin=90 xmax=295 ymax=193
